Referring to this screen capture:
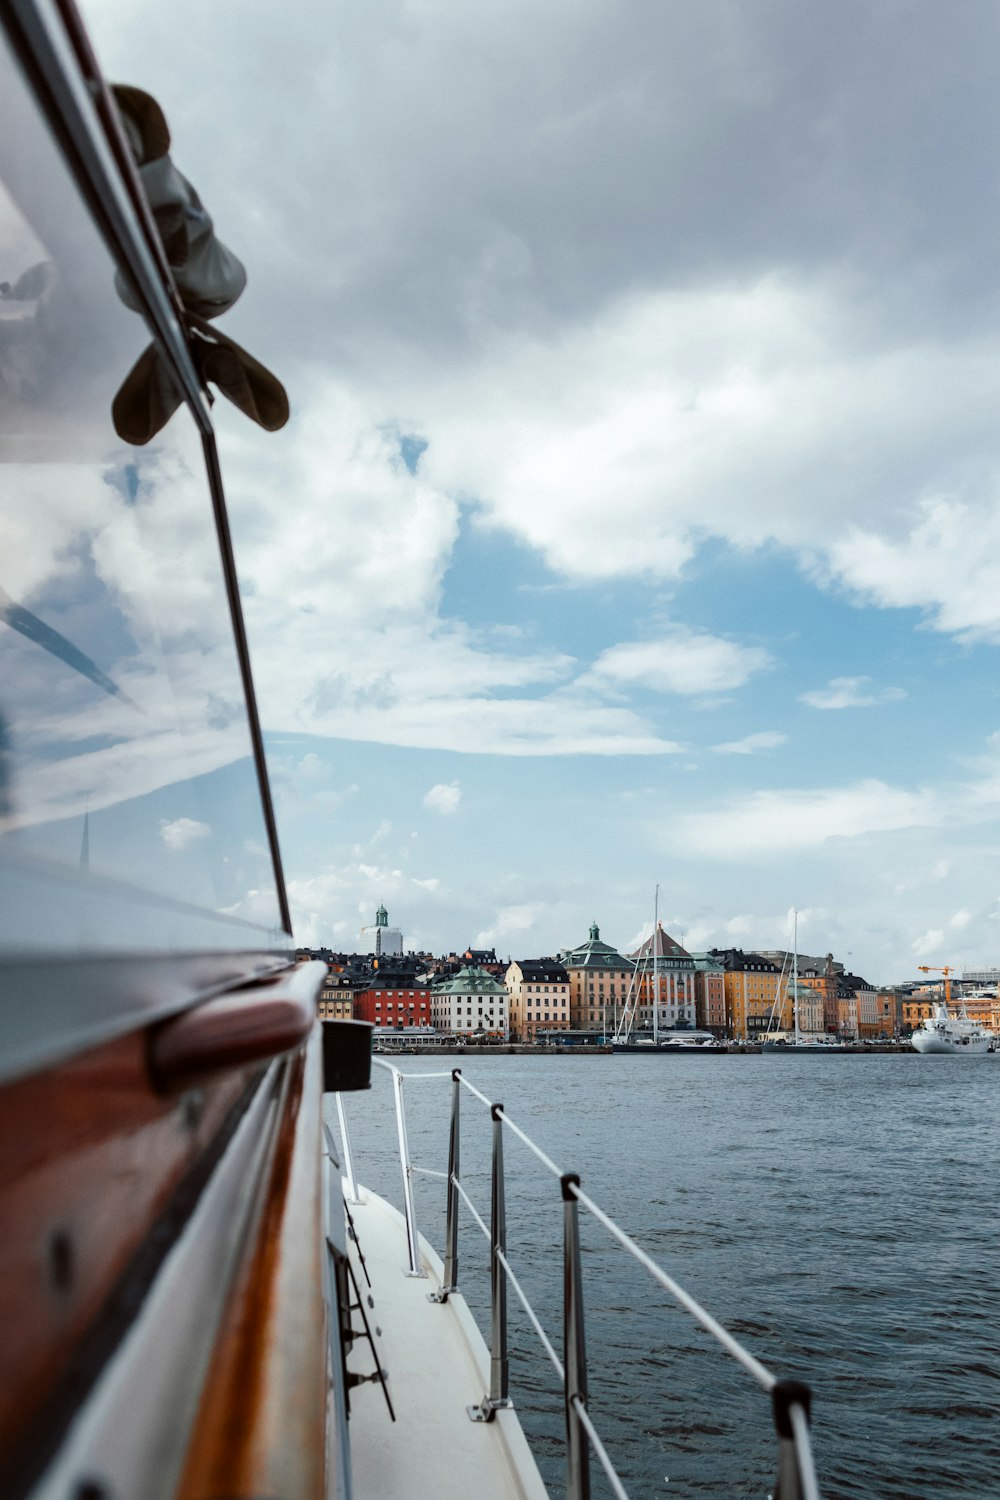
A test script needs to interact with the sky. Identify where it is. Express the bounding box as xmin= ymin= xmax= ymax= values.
xmin=82 ymin=0 xmax=1000 ymax=982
